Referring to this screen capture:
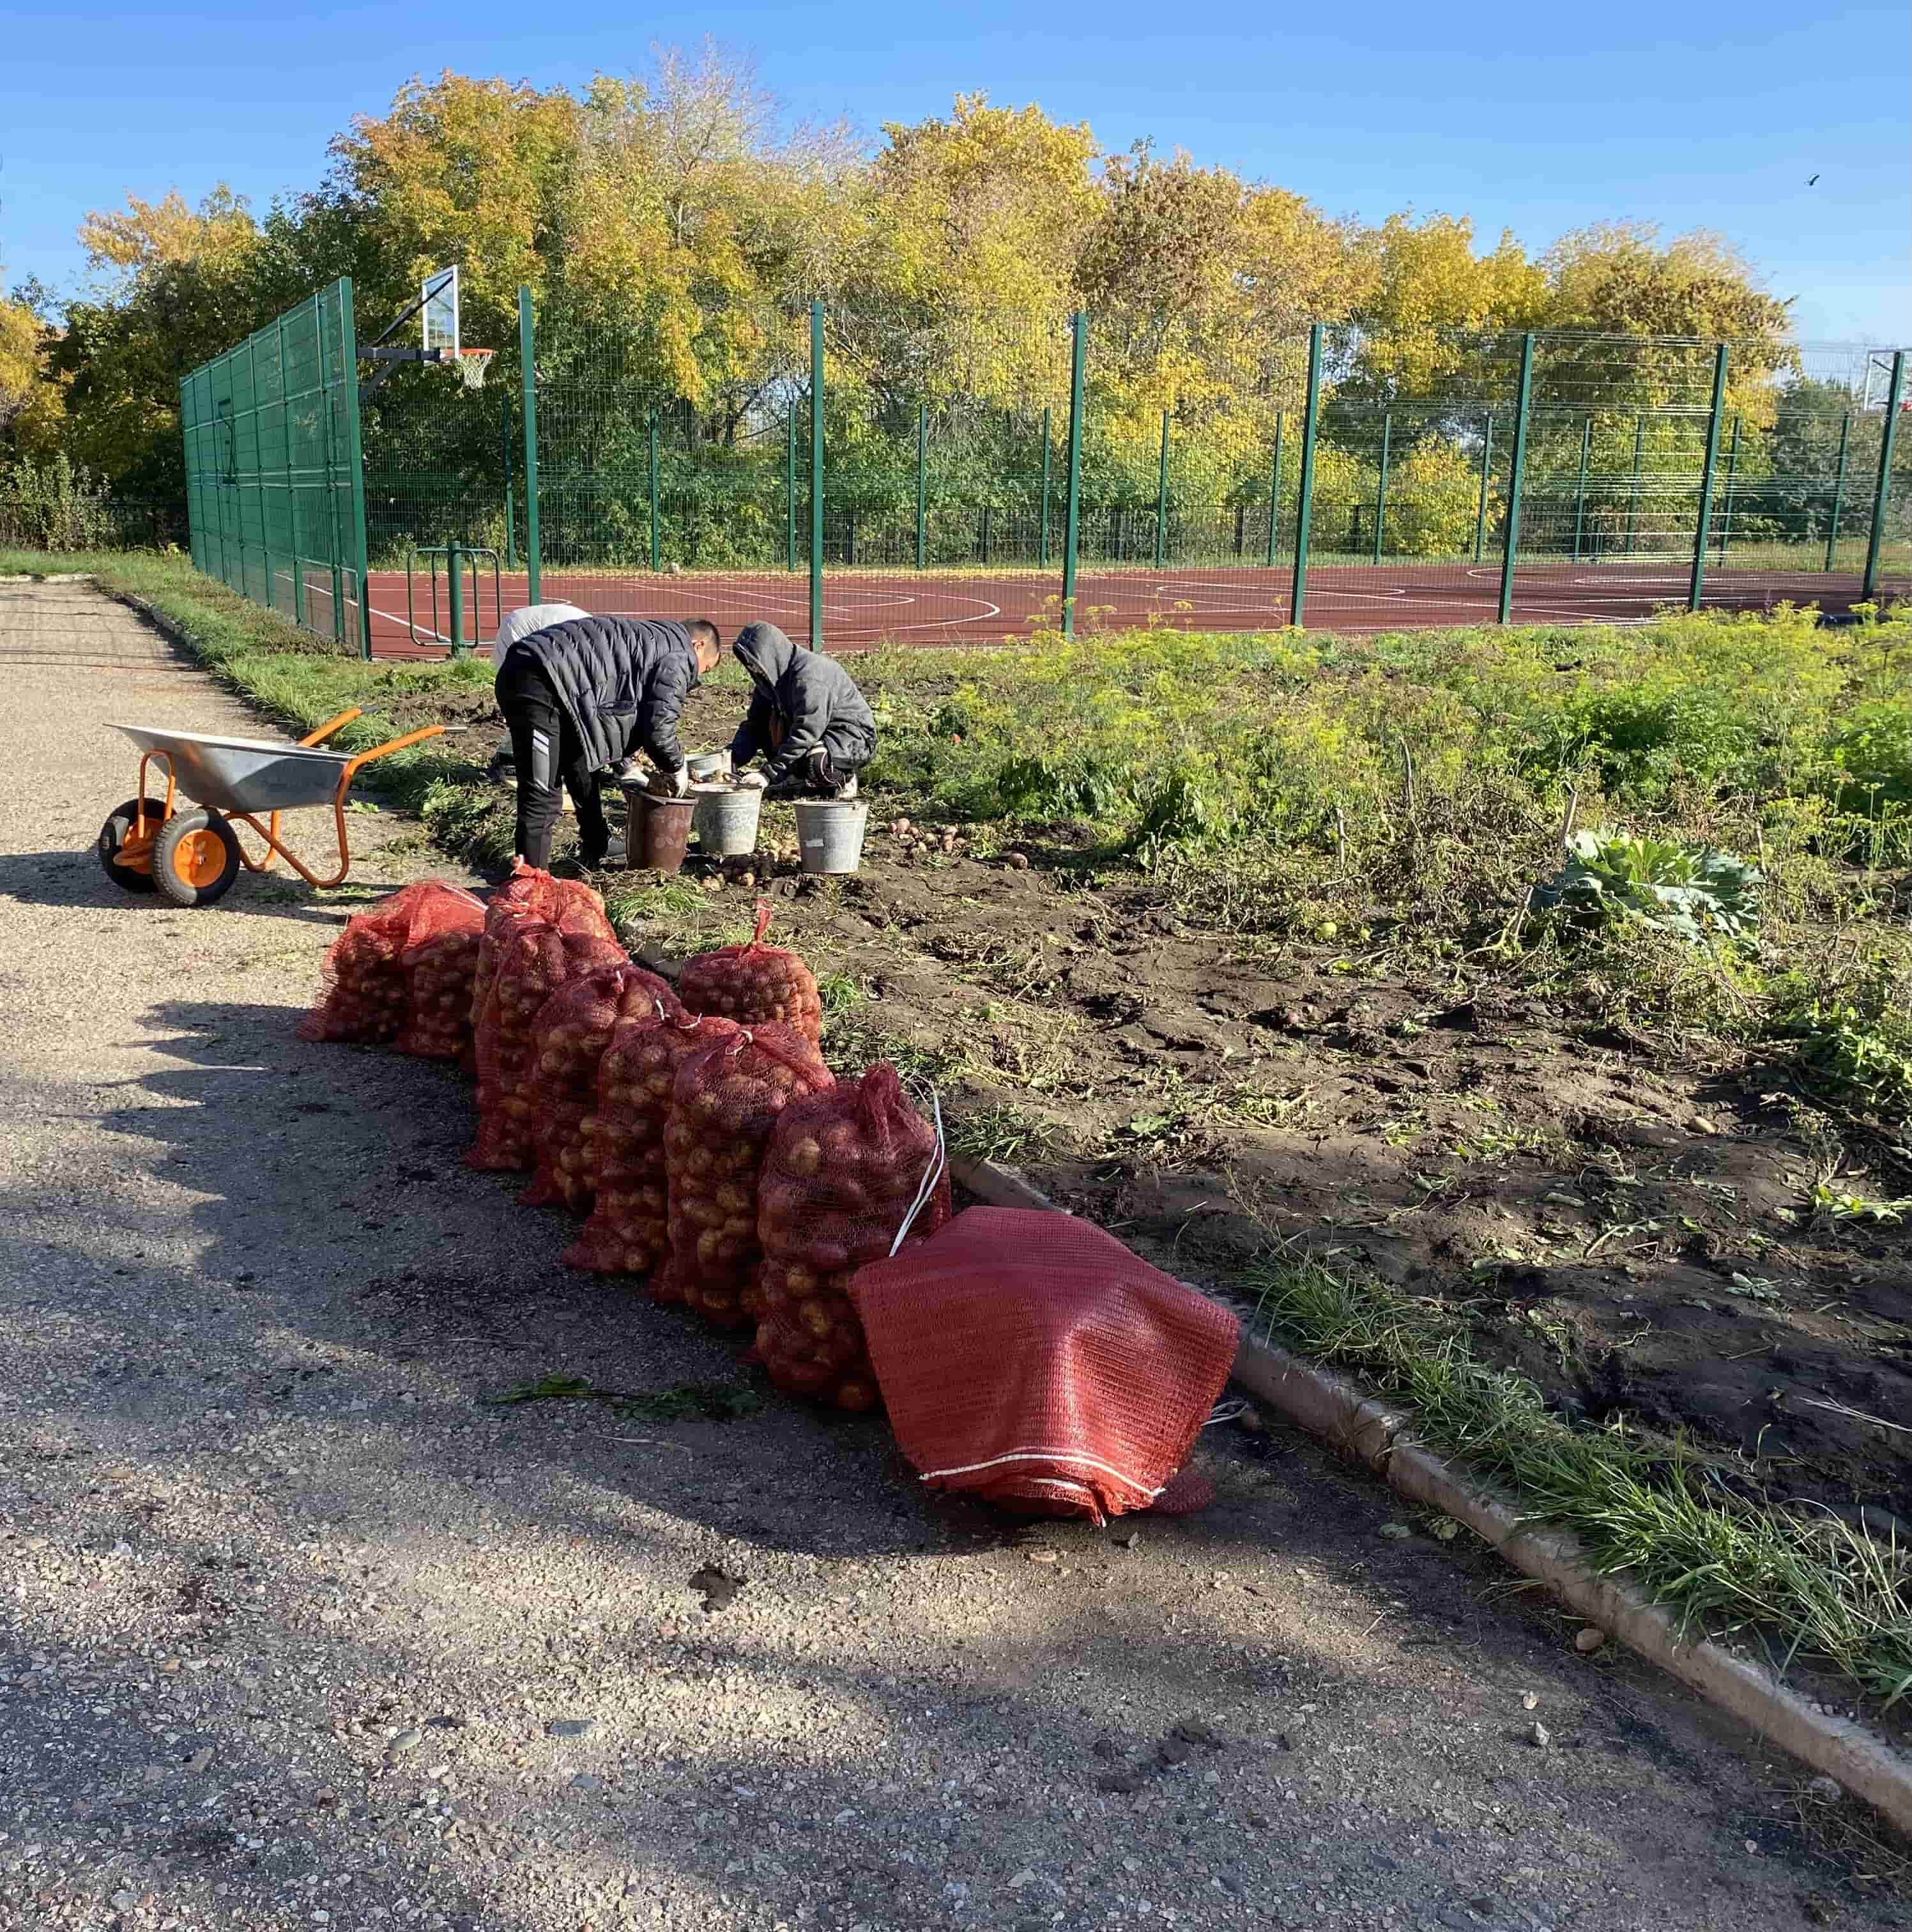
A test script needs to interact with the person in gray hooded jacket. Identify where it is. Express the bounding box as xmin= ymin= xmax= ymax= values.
xmin=725 ymin=622 xmax=877 ymax=799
